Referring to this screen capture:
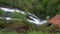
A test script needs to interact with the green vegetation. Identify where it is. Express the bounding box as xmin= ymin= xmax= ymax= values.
xmin=0 ymin=9 xmax=7 ymax=17
xmin=0 ymin=31 xmax=16 ymax=34
xmin=0 ymin=10 xmax=38 ymax=34
xmin=0 ymin=0 xmax=60 ymax=34
xmin=0 ymin=31 xmax=60 ymax=34
xmin=0 ymin=0 xmax=60 ymax=19
xmin=11 ymin=11 xmax=27 ymax=21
